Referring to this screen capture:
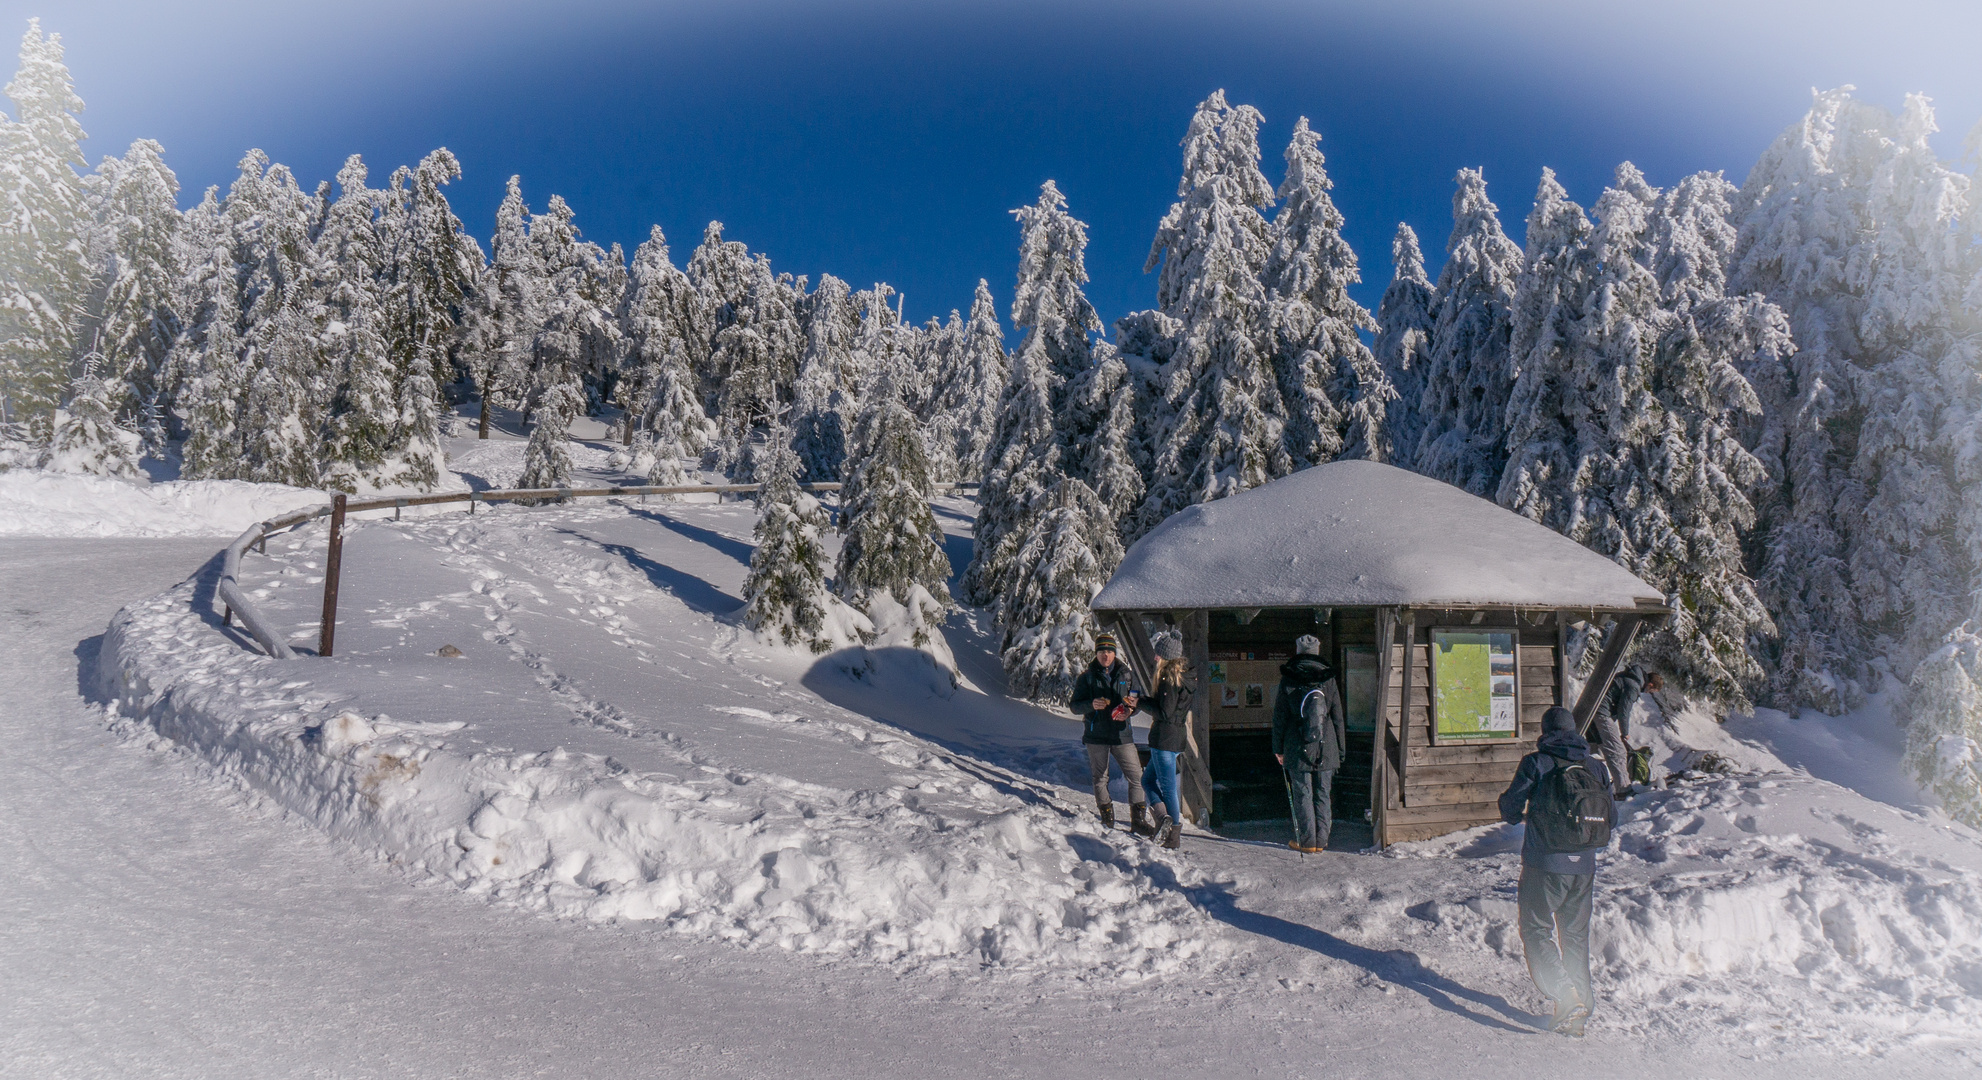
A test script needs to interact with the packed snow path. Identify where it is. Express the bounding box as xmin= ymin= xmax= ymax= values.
xmin=3 ymin=514 xmax=1978 ymax=1074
